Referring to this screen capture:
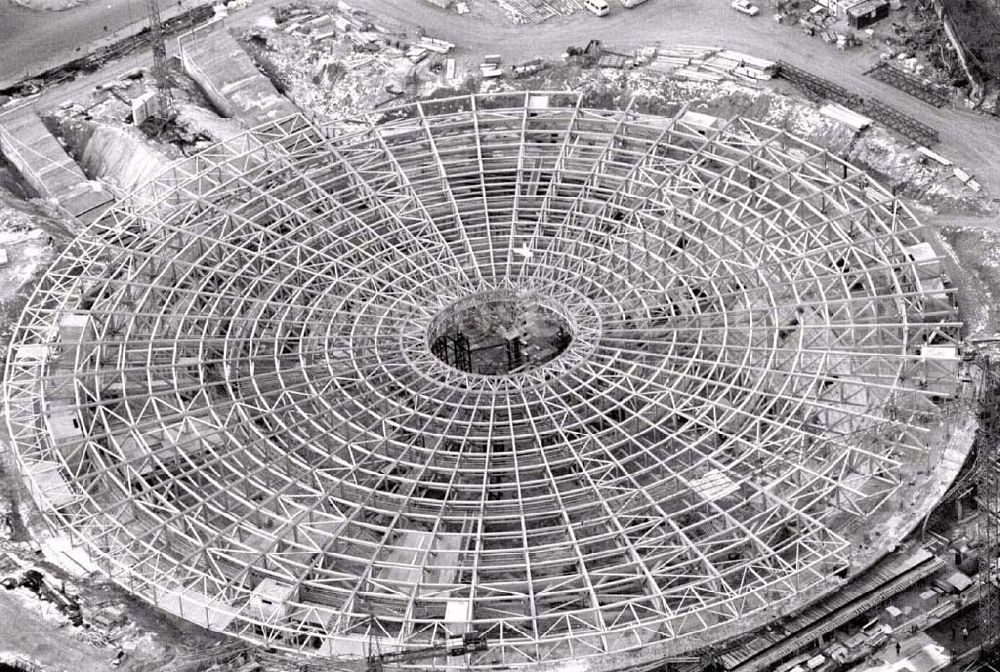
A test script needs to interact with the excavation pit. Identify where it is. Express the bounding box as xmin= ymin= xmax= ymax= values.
xmin=427 ymin=291 xmax=573 ymax=376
